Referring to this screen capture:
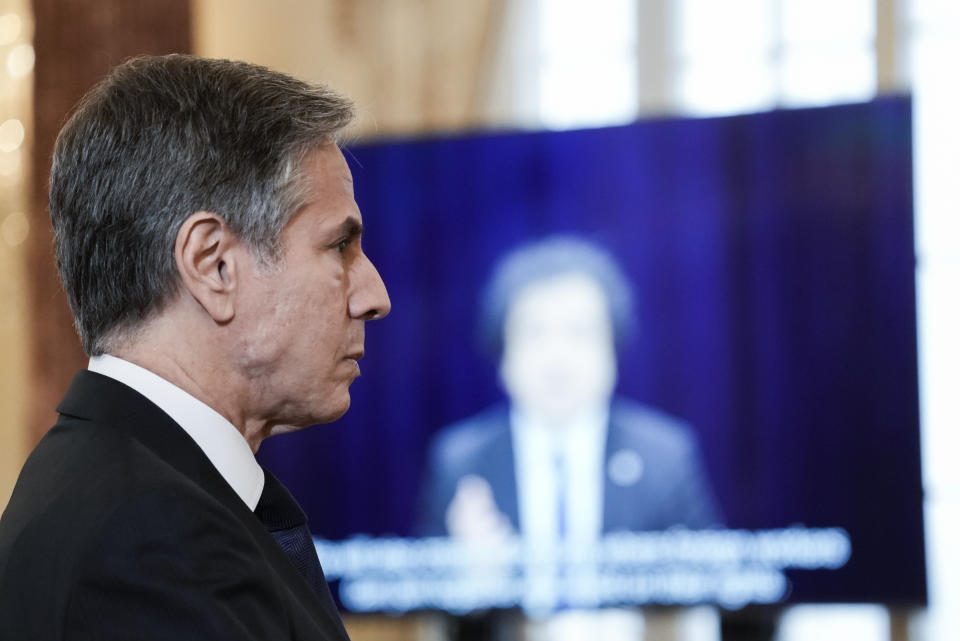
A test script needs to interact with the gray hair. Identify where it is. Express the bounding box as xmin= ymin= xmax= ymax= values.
xmin=49 ymin=54 xmax=355 ymax=355
xmin=479 ymin=236 xmax=636 ymax=358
